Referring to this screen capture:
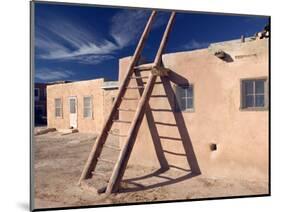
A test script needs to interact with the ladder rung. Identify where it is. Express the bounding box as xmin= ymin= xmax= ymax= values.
xmin=130 ymin=76 xmax=149 ymax=79
xmin=127 ymin=86 xmax=144 ymax=89
xmin=134 ymin=63 xmax=154 ymax=71
xmin=118 ymin=108 xmax=136 ymax=112
xmin=108 ymin=131 xmax=127 ymax=137
xmin=151 ymin=95 xmax=167 ymax=98
xmin=91 ymin=171 xmax=106 ymax=177
xmin=104 ymin=144 xmax=121 ymax=150
xmin=154 ymin=121 xmax=177 ymax=126
xmin=98 ymin=158 xmax=115 ymax=164
xmin=122 ymin=97 xmax=140 ymax=100
xmin=113 ymin=120 xmax=132 ymax=124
